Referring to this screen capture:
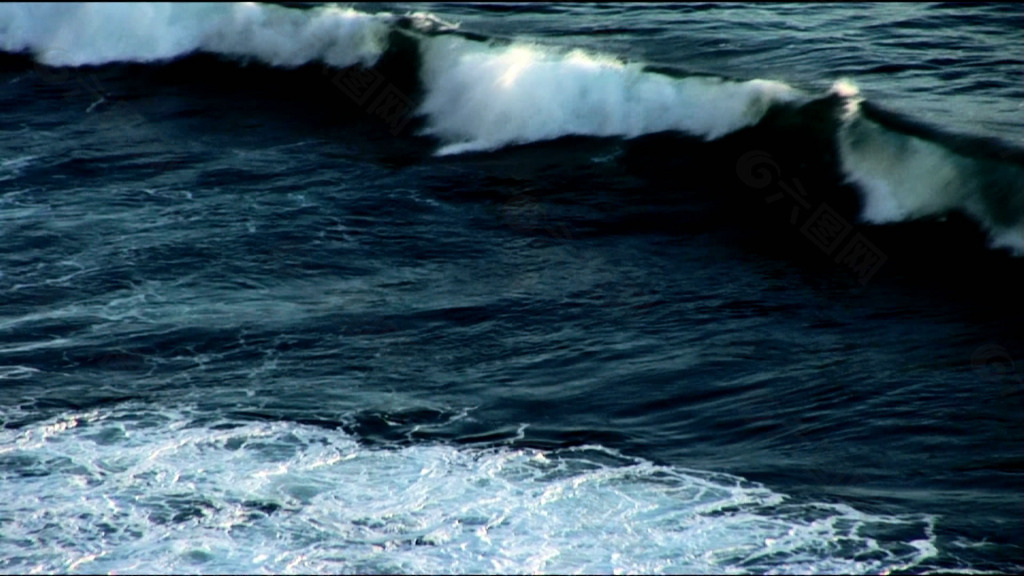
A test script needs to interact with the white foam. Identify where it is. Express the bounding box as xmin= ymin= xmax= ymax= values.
xmin=0 ymin=3 xmax=390 ymax=68
xmin=416 ymin=35 xmax=803 ymax=155
xmin=0 ymin=405 xmax=938 ymax=574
